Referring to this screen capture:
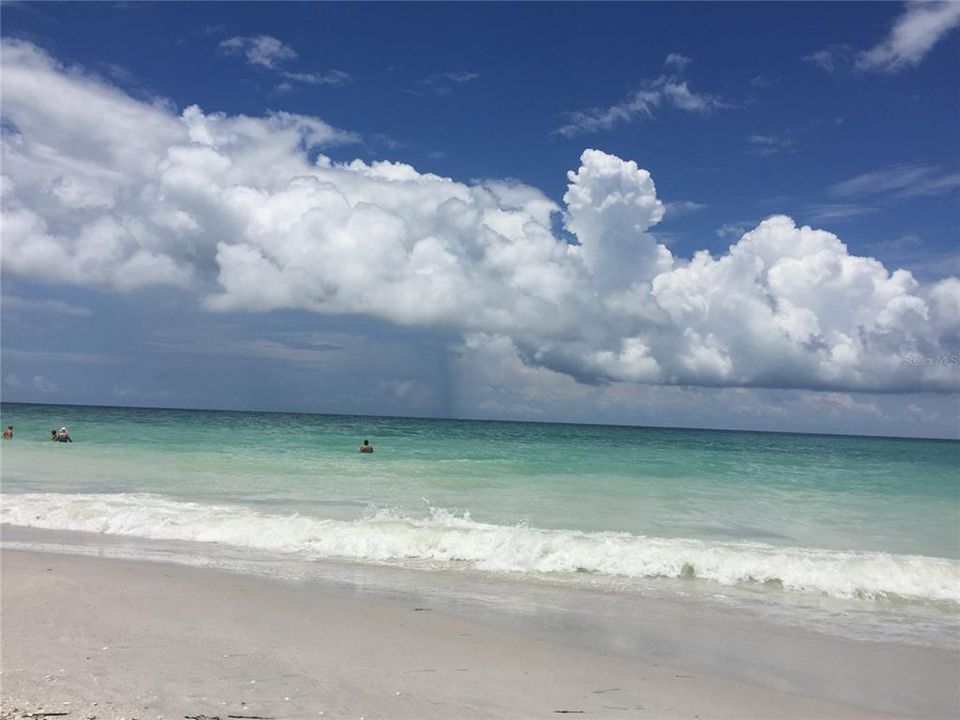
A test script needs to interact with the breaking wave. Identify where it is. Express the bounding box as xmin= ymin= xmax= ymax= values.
xmin=2 ymin=492 xmax=958 ymax=604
